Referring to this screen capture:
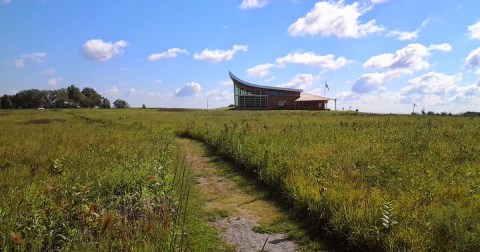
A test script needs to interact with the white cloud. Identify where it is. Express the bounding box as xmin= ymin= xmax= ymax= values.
xmin=9 ymin=52 xmax=47 ymax=68
xmin=175 ymin=82 xmax=202 ymax=97
xmin=47 ymin=77 xmax=63 ymax=87
xmin=126 ymin=88 xmax=137 ymax=96
xmin=246 ymin=63 xmax=274 ymax=77
xmin=147 ymin=91 xmax=171 ymax=99
xmin=465 ymin=47 xmax=480 ymax=68
xmin=148 ymin=48 xmax=189 ymax=62
xmin=387 ymin=30 xmax=418 ymax=41
xmin=468 ymin=21 xmax=480 ymax=40
xmin=428 ymin=43 xmax=452 ymax=52
xmin=370 ymin=0 xmax=388 ymax=4
xmin=278 ymin=73 xmax=315 ymax=90
xmin=2 ymin=0 xmax=11 ymax=4
xmin=387 ymin=17 xmax=431 ymax=41
xmin=39 ymin=68 xmax=56 ymax=76
xmin=194 ymin=45 xmax=248 ymax=62
xmin=219 ymin=80 xmax=233 ymax=87
xmin=106 ymin=86 xmax=120 ymax=96
xmin=239 ymin=0 xmax=270 ymax=9
xmin=82 ymin=39 xmax=128 ymax=62
xmin=276 ymin=50 xmax=351 ymax=70
xmin=206 ymin=89 xmax=233 ymax=101
xmin=399 ymin=72 xmax=480 ymax=107
xmin=288 ymin=1 xmax=384 ymax=38
xmin=363 ymin=43 xmax=451 ymax=71
xmin=352 ymin=69 xmax=411 ymax=93
xmin=401 ymin=72 xmax=462 ymax=95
